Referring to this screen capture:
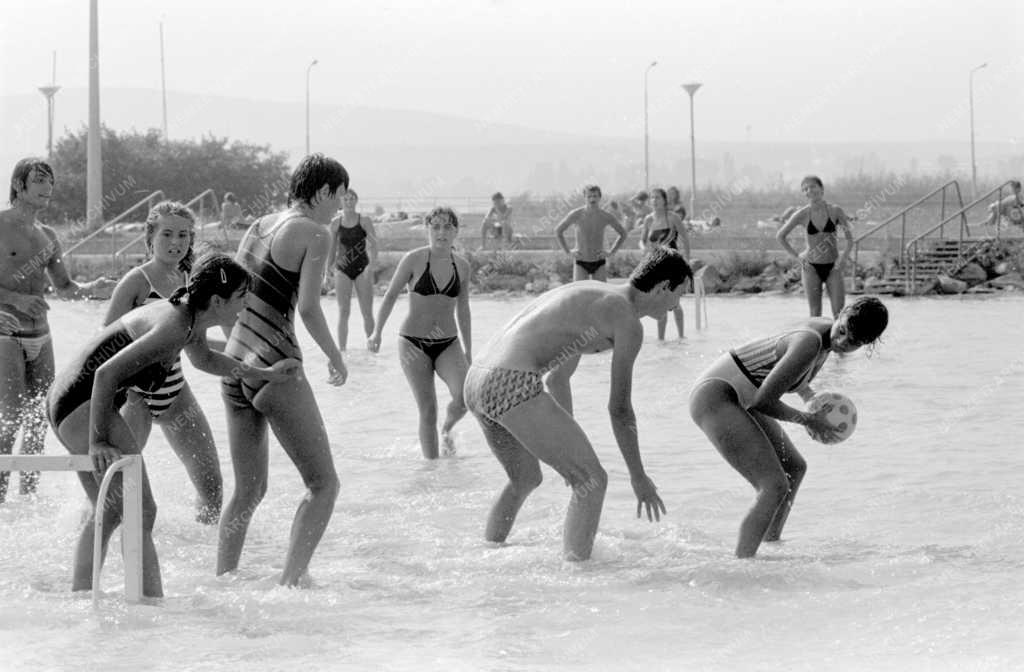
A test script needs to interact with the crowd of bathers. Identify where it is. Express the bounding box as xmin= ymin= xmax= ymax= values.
xmin=2 ymin=154 xmax=889 ymax=596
